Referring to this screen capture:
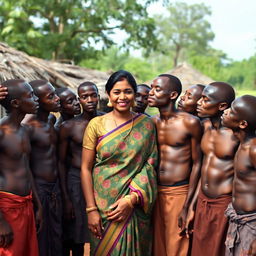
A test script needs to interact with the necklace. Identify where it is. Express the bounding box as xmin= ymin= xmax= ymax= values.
xmin=112 ymin=112 xmax=134 ymax=141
